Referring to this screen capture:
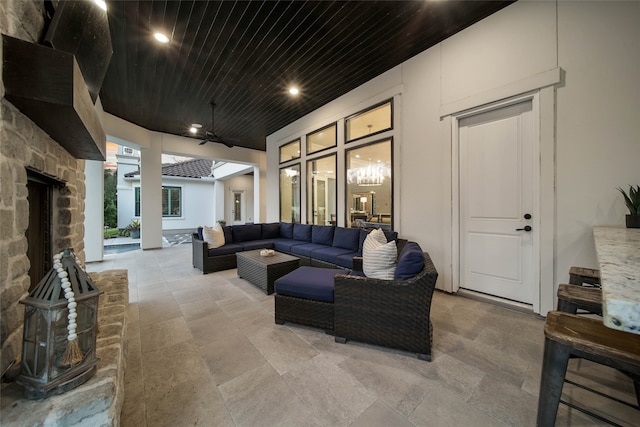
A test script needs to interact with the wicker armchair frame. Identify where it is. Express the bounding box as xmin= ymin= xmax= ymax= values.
xmin=192 ymin=234 xmax=238 ymax=273
xmin=333 ymin=252 xmax=438 ymax=361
